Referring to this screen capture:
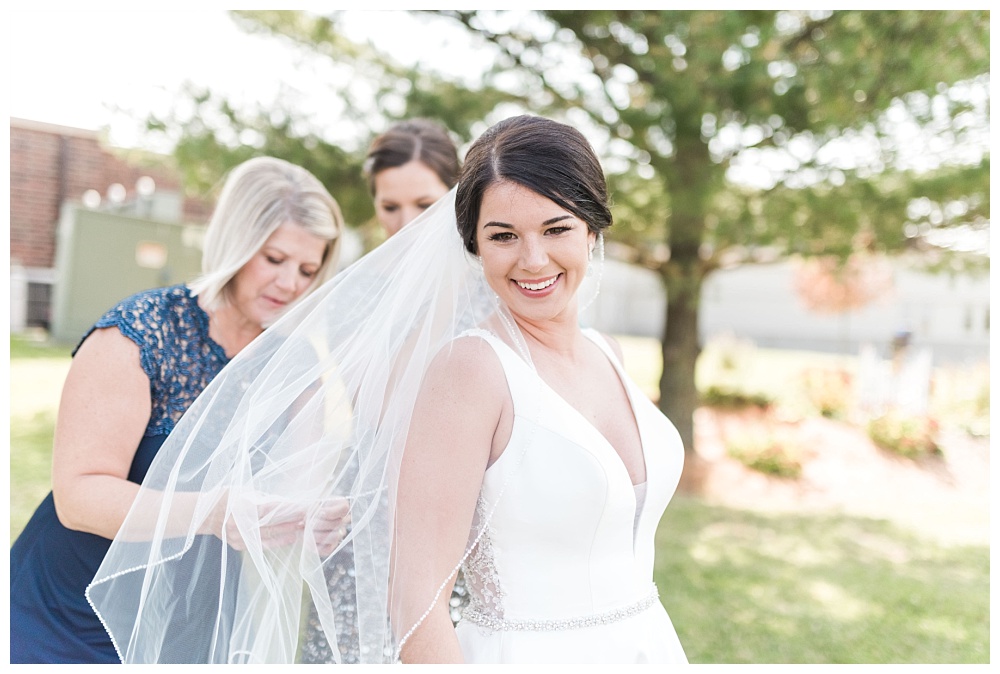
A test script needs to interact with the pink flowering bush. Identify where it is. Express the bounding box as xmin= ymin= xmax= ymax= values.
xmin=867 ymin=413 xmax=941 ymax=458
xmin=726 ymin=432 xmax=802 ymax=478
